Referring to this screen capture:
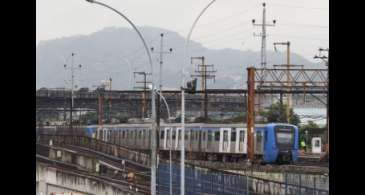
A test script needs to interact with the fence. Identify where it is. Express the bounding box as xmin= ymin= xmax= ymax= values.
xmin=157 ymin=162 xmax=328 ymax=195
